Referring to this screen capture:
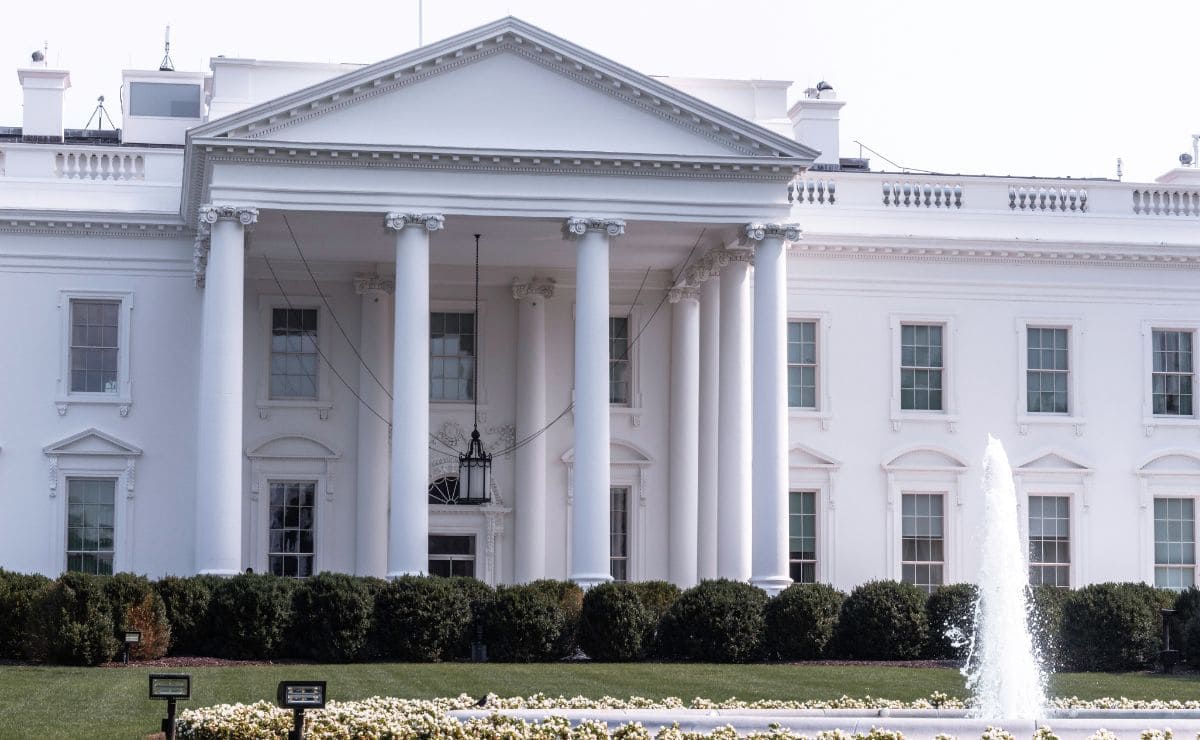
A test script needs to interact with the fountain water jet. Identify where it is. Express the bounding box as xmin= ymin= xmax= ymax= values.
xmin=963 ymin=435 xmax=1046 ymax=719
